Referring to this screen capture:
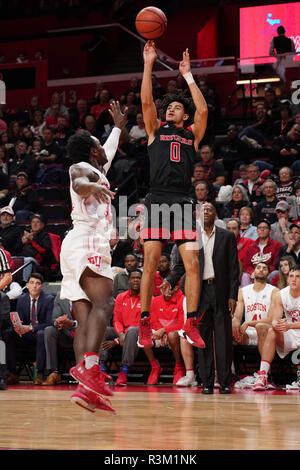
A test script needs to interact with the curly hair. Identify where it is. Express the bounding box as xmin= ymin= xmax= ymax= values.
xmin=161 ymin=90 xmax=195 ymax=126
xmin=66 ymin=130 xmax=96 ymax=163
